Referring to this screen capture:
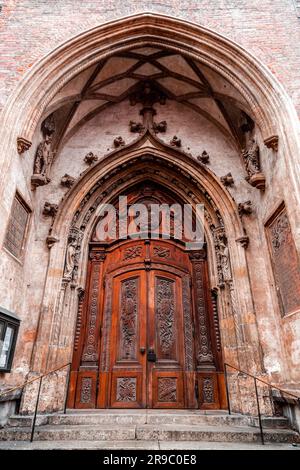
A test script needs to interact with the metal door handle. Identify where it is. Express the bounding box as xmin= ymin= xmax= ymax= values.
xmin=140 ymin=347 xmax=146 ymax=354
xmin=147 ymin=348 xmax=156 ymax=362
